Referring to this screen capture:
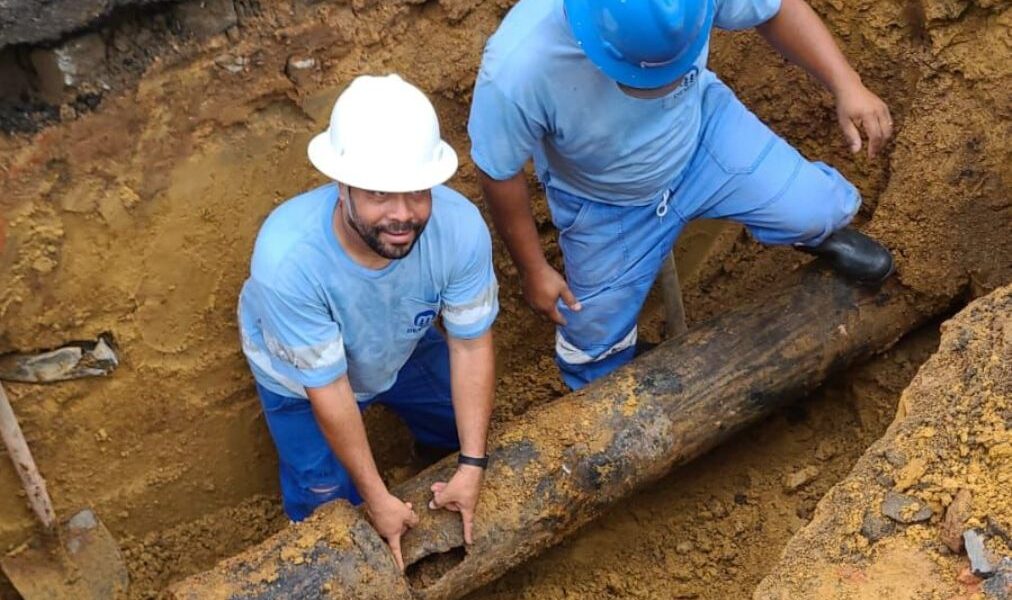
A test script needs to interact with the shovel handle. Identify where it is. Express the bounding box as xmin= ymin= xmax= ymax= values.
xmin=0 ymin=382 xmax=56 ymax=529
xmin=659 ymin=251 xmax=688 ymax=339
